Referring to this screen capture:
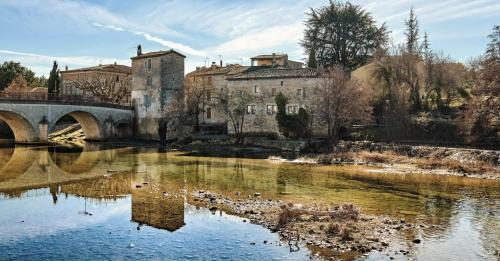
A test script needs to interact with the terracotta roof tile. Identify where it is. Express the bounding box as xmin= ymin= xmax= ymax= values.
xmin=62 ymin=64 xmax=131 ymax=74
xmin=226 ymin=67 xmax=319 ymax=80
